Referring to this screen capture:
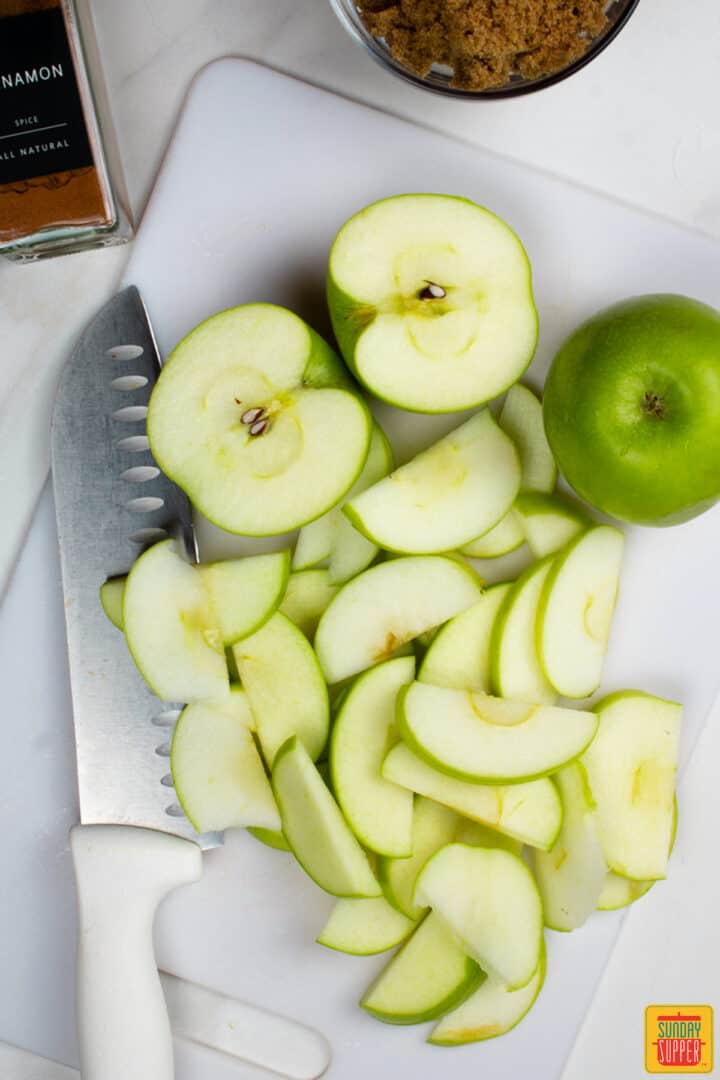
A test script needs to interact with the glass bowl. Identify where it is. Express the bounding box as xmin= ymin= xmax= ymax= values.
xmin=329 ymin=0 xmax=640 ymax=99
